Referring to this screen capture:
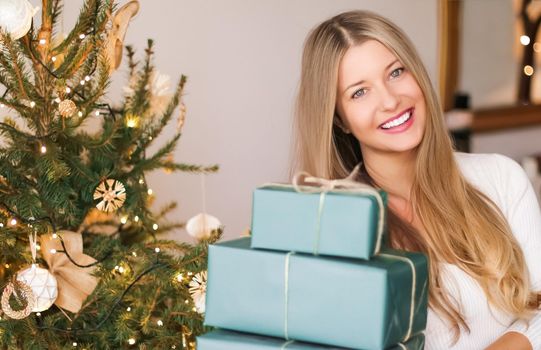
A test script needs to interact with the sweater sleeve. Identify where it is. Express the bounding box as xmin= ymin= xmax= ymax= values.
xmin=494 ymin=155 xmax=541 ymax=349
